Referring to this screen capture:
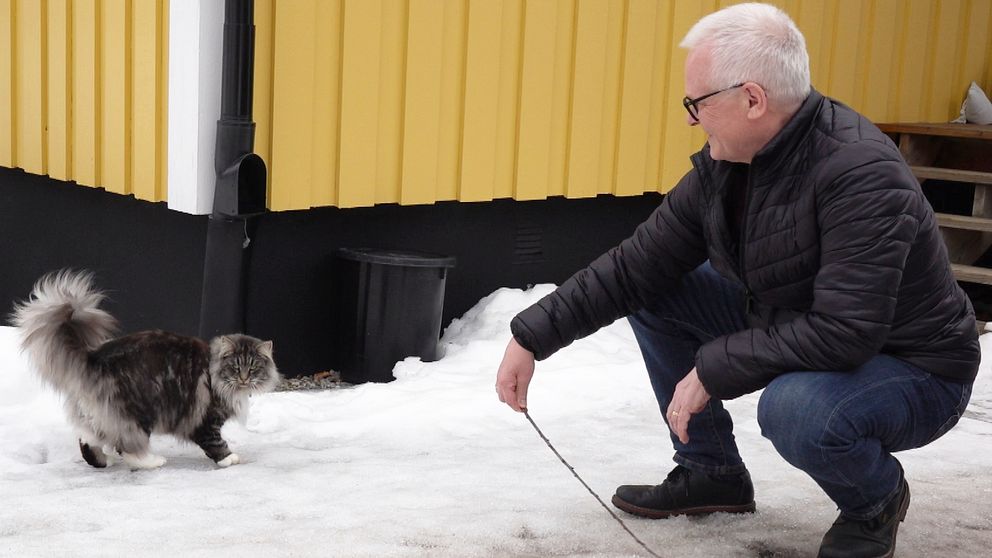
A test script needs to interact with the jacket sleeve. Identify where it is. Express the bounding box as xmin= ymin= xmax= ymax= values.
xmin=695 ymin=150 xmax=923 ymax=399
xmin=511 ymin=170 xmax=708 ymax=360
